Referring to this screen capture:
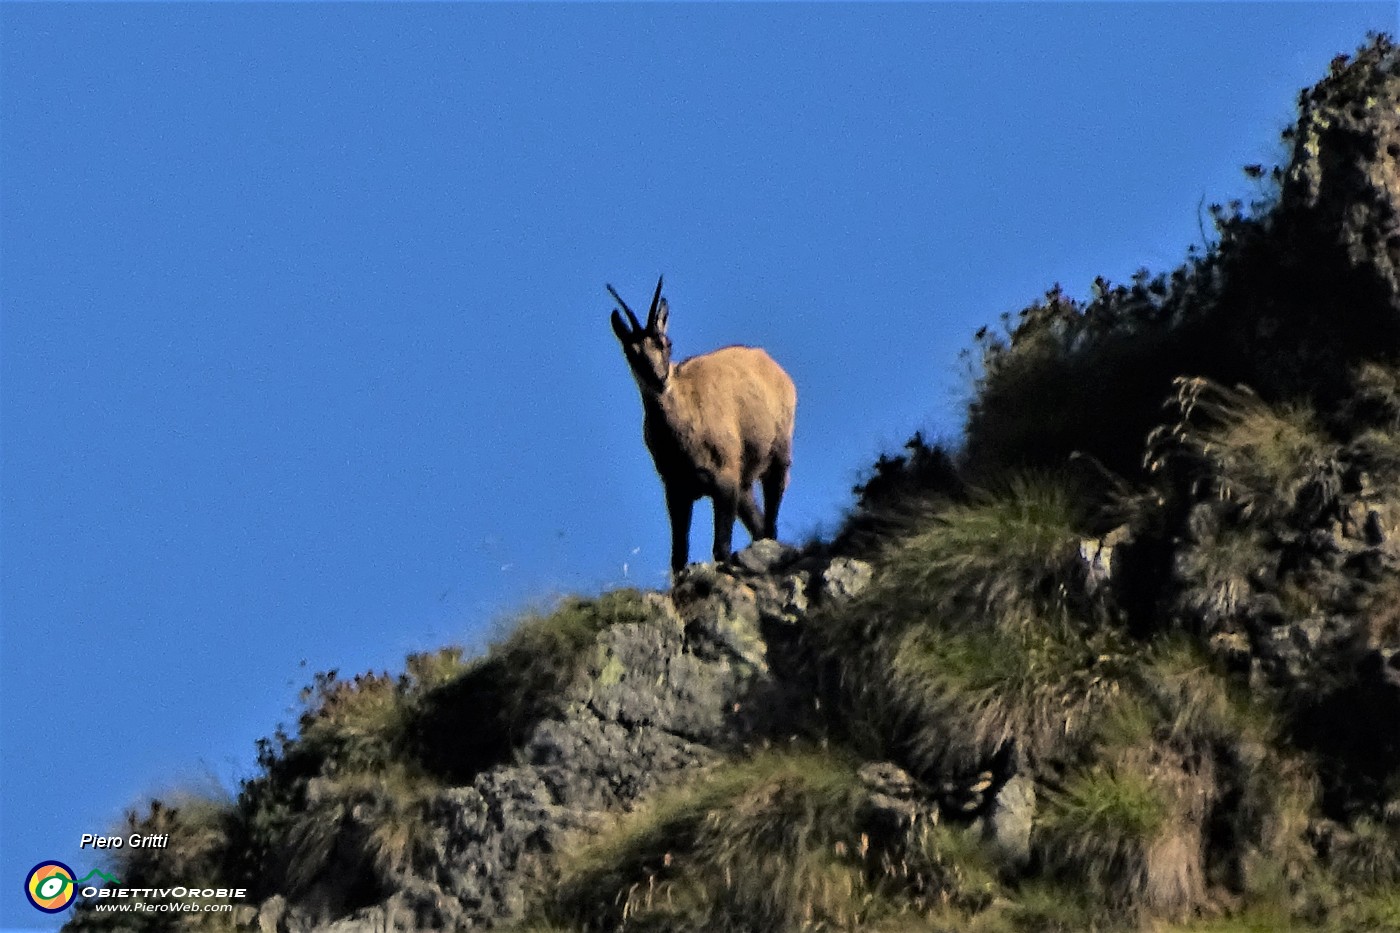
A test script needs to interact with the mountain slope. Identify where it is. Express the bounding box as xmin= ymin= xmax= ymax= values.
xmin=67 ymin=33 xmax=1400 ymax=933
